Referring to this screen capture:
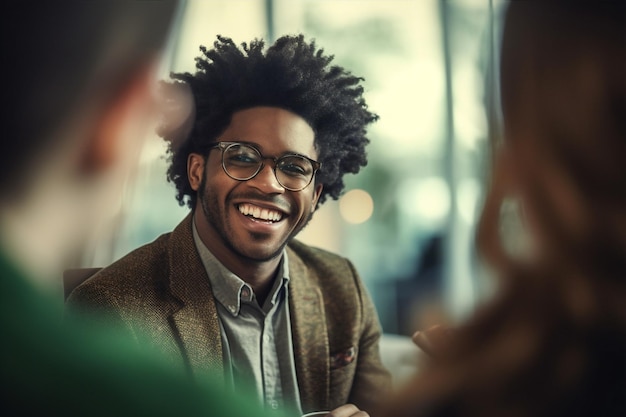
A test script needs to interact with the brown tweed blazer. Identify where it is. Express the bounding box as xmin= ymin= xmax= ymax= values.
xmin=68 ymin=213 xmax=391 ymax=413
